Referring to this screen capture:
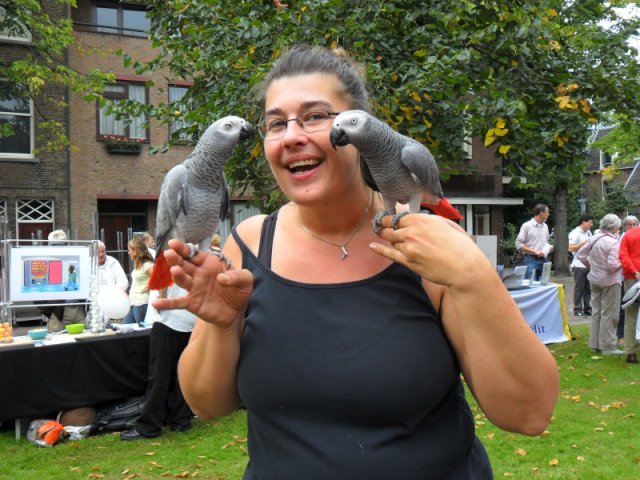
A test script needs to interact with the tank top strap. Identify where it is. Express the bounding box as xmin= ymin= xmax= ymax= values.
xmin=257 ymin=209 xmax=279 ymax=268
xmin=231 ymin=209 xmax=280 ymax=270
